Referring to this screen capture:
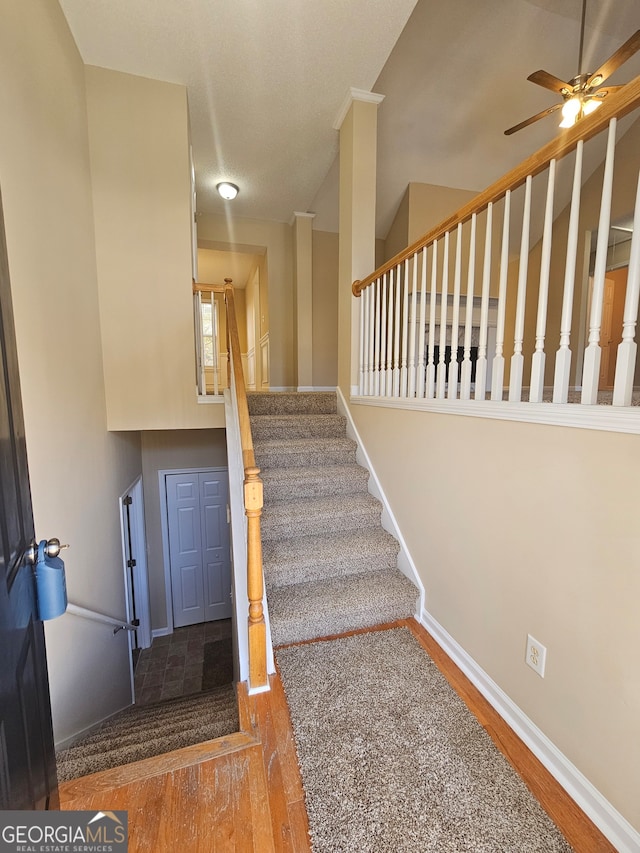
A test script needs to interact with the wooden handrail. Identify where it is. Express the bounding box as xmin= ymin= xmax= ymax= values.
xmin=224 ymin=278 xmax=267 ymax=690
xmin=192 ymin=281 xmax=225 ymax=294
xmin=353 ymin=73 xmax=640 ymax=296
